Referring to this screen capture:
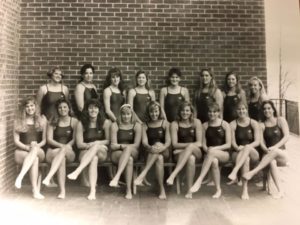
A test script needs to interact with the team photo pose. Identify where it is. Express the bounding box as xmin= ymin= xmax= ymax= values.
xmin=222 ymin=72 xmax=247 ymax=123
xmin=74 ymin=64 xmax=99 ymax=120
xmin=103 ymin=67 xmax=126 ymax=122
xmin=243 ymin=100 xmax=289 ymax=198
xmin=227 ymin=101 xmax=260 ymax=200
xmin=42 ymin=99 xmax=78 ymax=199
xmin=109 ymin=104 xmax=142 ymax=199
xmin=128 ymin=70 xmax=156 ymax=123
xmin=166 ymin=101 xmax=202 ymax=199
xmin=190 ymin=103 xmax=231 ymax=198
xmin=160 ymin=67 xmax=190 ymax=123
xmin=134 ymin=101 xmax=171 ymax=199
xmin=14 ymin=97 xmax=47 ymax=199
xmin=247 ymin=76 xmax=268 ymax=121
xmin=194 ymin=69 xmax=223 ymax=123
xmin=67 ymin=99 xmax=110 ymax=200
xmin=37 ymin=66 xmax=69 ymax=121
